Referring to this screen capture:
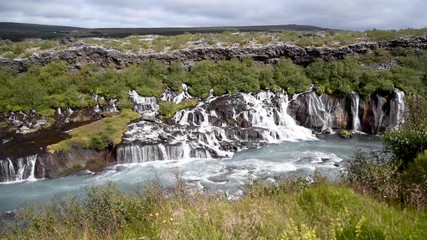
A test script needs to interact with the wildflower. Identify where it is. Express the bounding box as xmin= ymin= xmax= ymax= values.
xmin=163 ymin=220 xmax=167 ymax=224
xmin=149 ymin=213 xmax=153 ymax=217
xmin=155 ymin=212 xmax=160 ymax=217
xmin=170 ymin=217 xmax=174 ymax=222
